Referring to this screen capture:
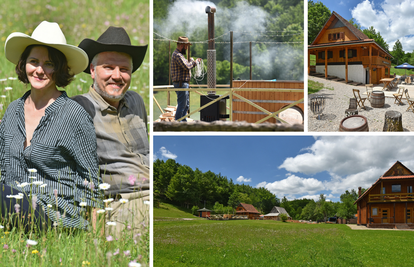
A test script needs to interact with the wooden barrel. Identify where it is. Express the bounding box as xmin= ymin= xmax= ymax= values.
xmin=277 ymin=106 xmax=304 ymax=125
xmin=371 ymin=91 xmax=385 ymax=108
xmin=339 ymin=115 xmax=369 ymax=132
